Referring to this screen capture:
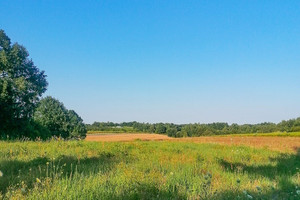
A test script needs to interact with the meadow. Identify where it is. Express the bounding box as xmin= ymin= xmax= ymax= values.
xmin=0 ymin=138 xmax=299 ymax=199
xmin=86 ymin=133 xmax=300 ymax=152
